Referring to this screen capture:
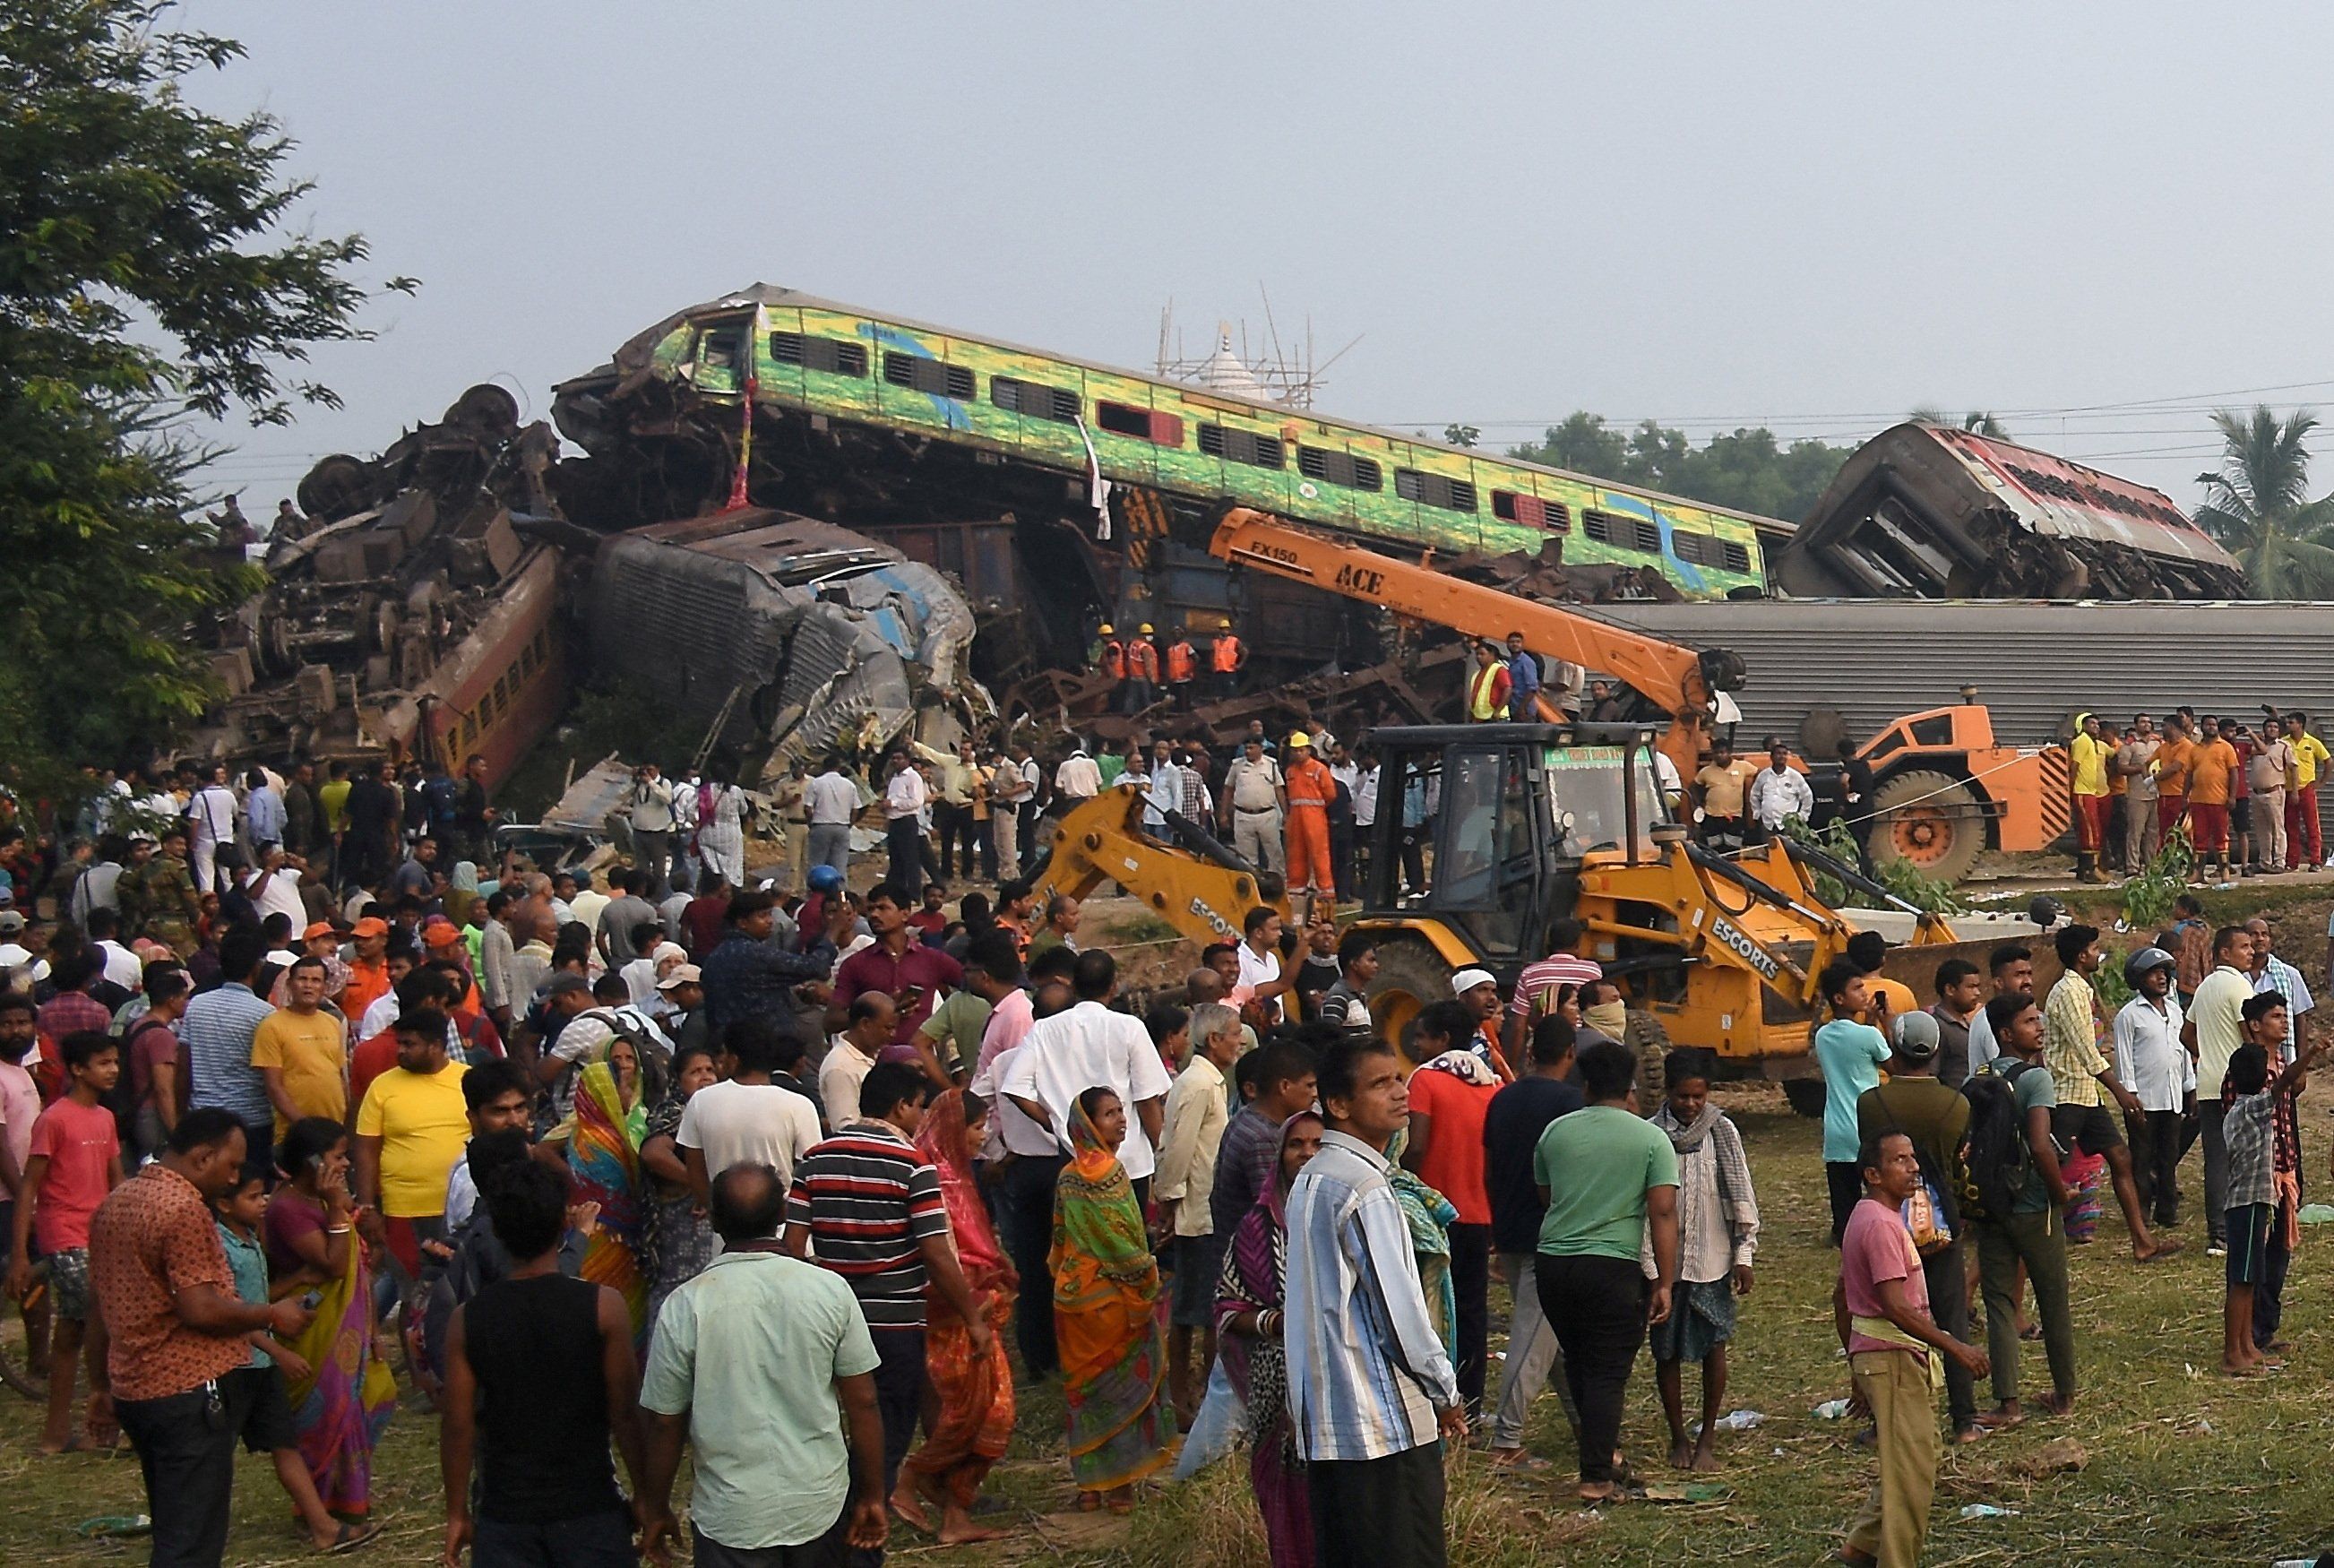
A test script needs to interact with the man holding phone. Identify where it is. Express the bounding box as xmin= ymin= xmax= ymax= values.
xmin=832 ymin=883 xmax=964 ymax=1061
